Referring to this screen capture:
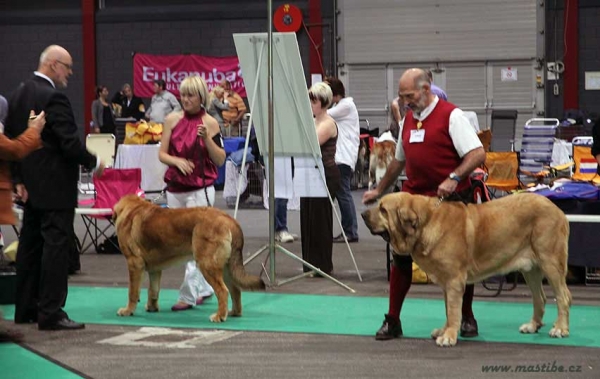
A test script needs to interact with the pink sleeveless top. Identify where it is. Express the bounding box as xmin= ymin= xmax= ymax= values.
xmin=164 ymin=110 xmax=218 ymax=193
